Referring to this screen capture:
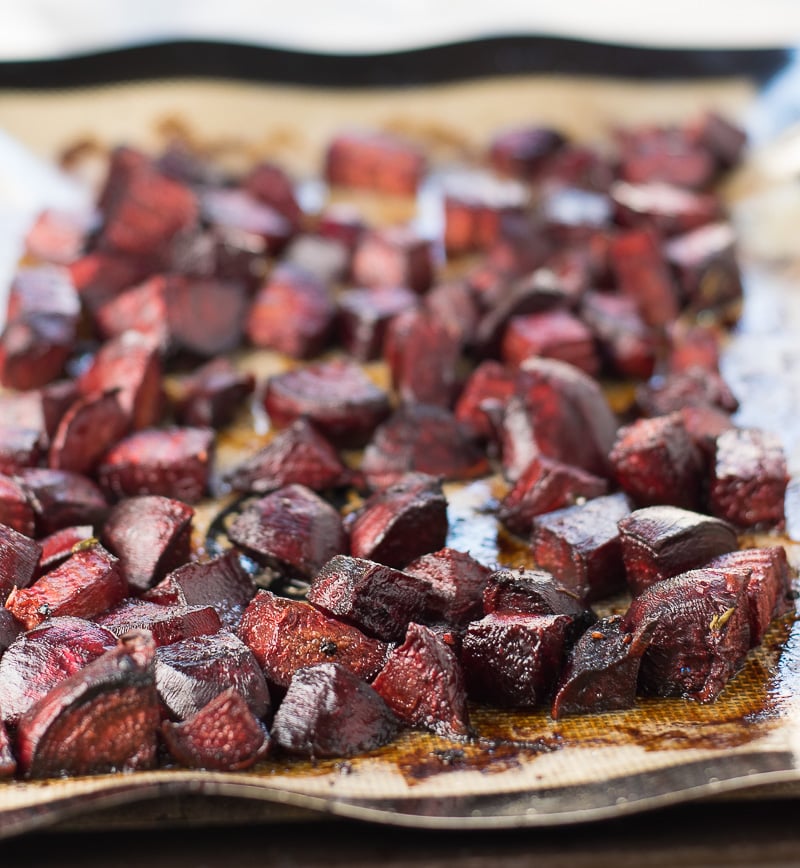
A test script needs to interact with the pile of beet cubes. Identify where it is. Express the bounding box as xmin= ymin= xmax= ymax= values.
xmin=0 ymin=111 xmax=793 ymax=780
